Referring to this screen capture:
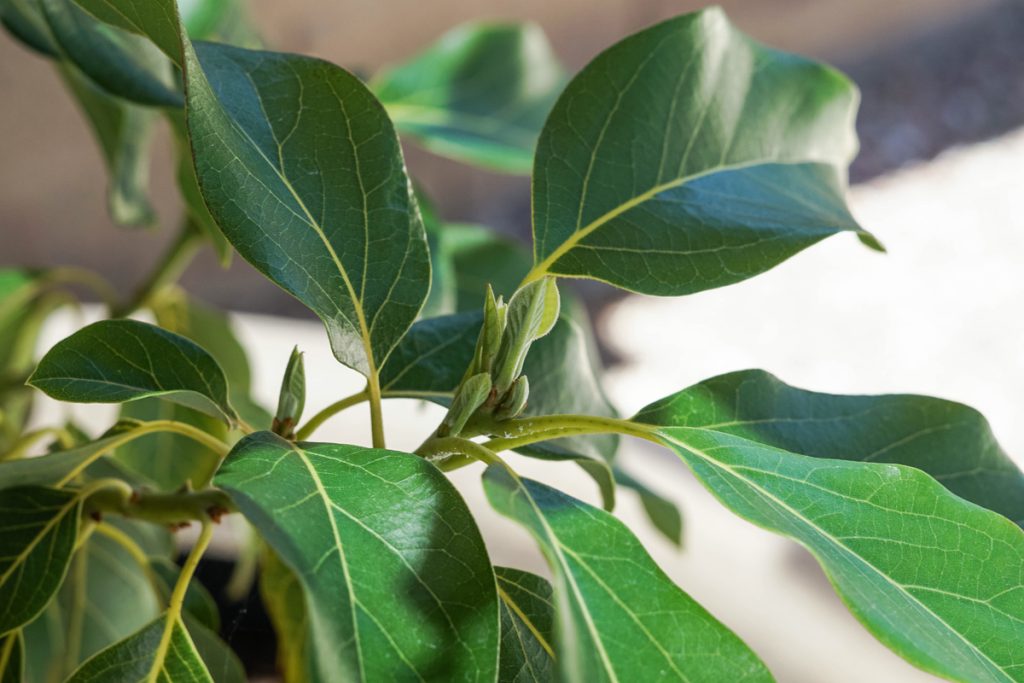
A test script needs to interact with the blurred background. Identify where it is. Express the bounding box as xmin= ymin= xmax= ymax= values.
xmin=5 ymin=1 xmax=1024 ymax=682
